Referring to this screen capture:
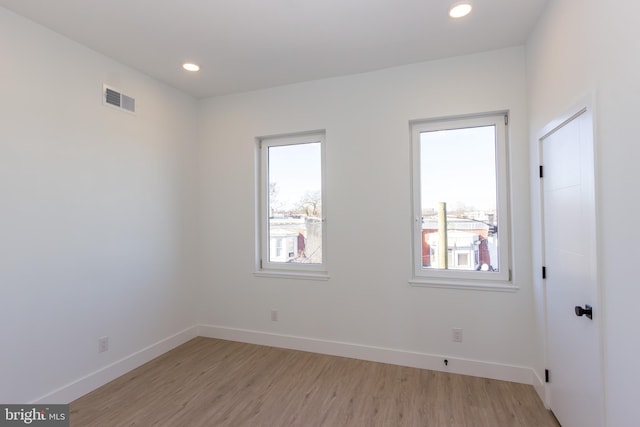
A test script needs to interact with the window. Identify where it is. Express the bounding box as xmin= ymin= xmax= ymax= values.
xmin=256 ymin=131 xmax=327 ymax=279
xmin=410 ymin=113 xmax=511 ymax=287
